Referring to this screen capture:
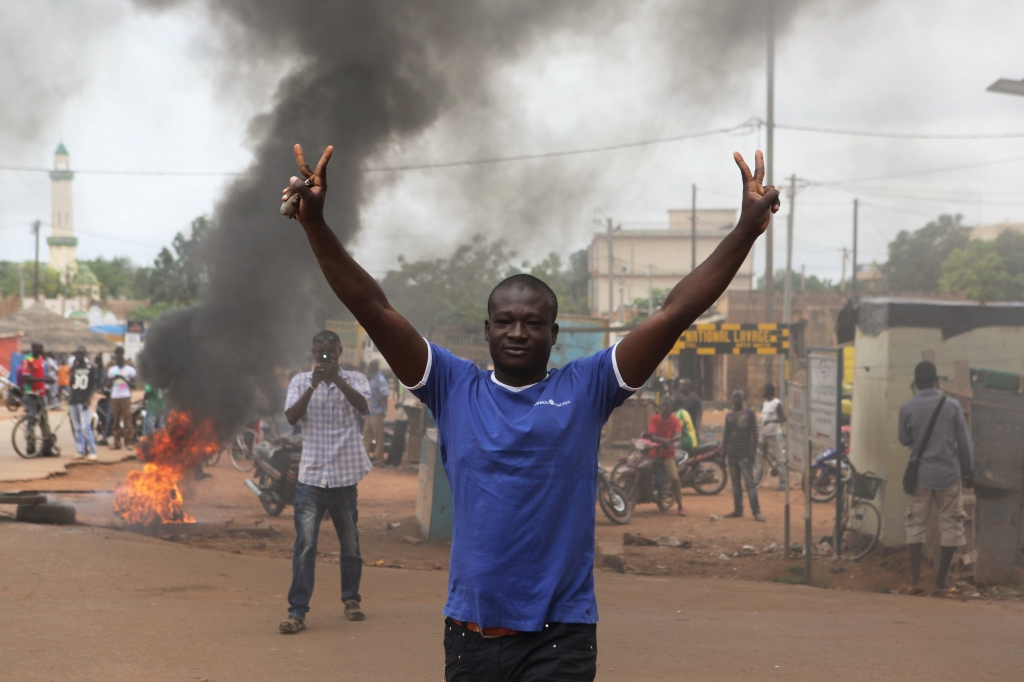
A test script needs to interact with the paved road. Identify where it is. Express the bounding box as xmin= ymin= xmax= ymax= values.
xmin=3 ymin=521 xmax=1022 ymax=681
xmin=0 ymin=407 xmax=132 ymax=482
